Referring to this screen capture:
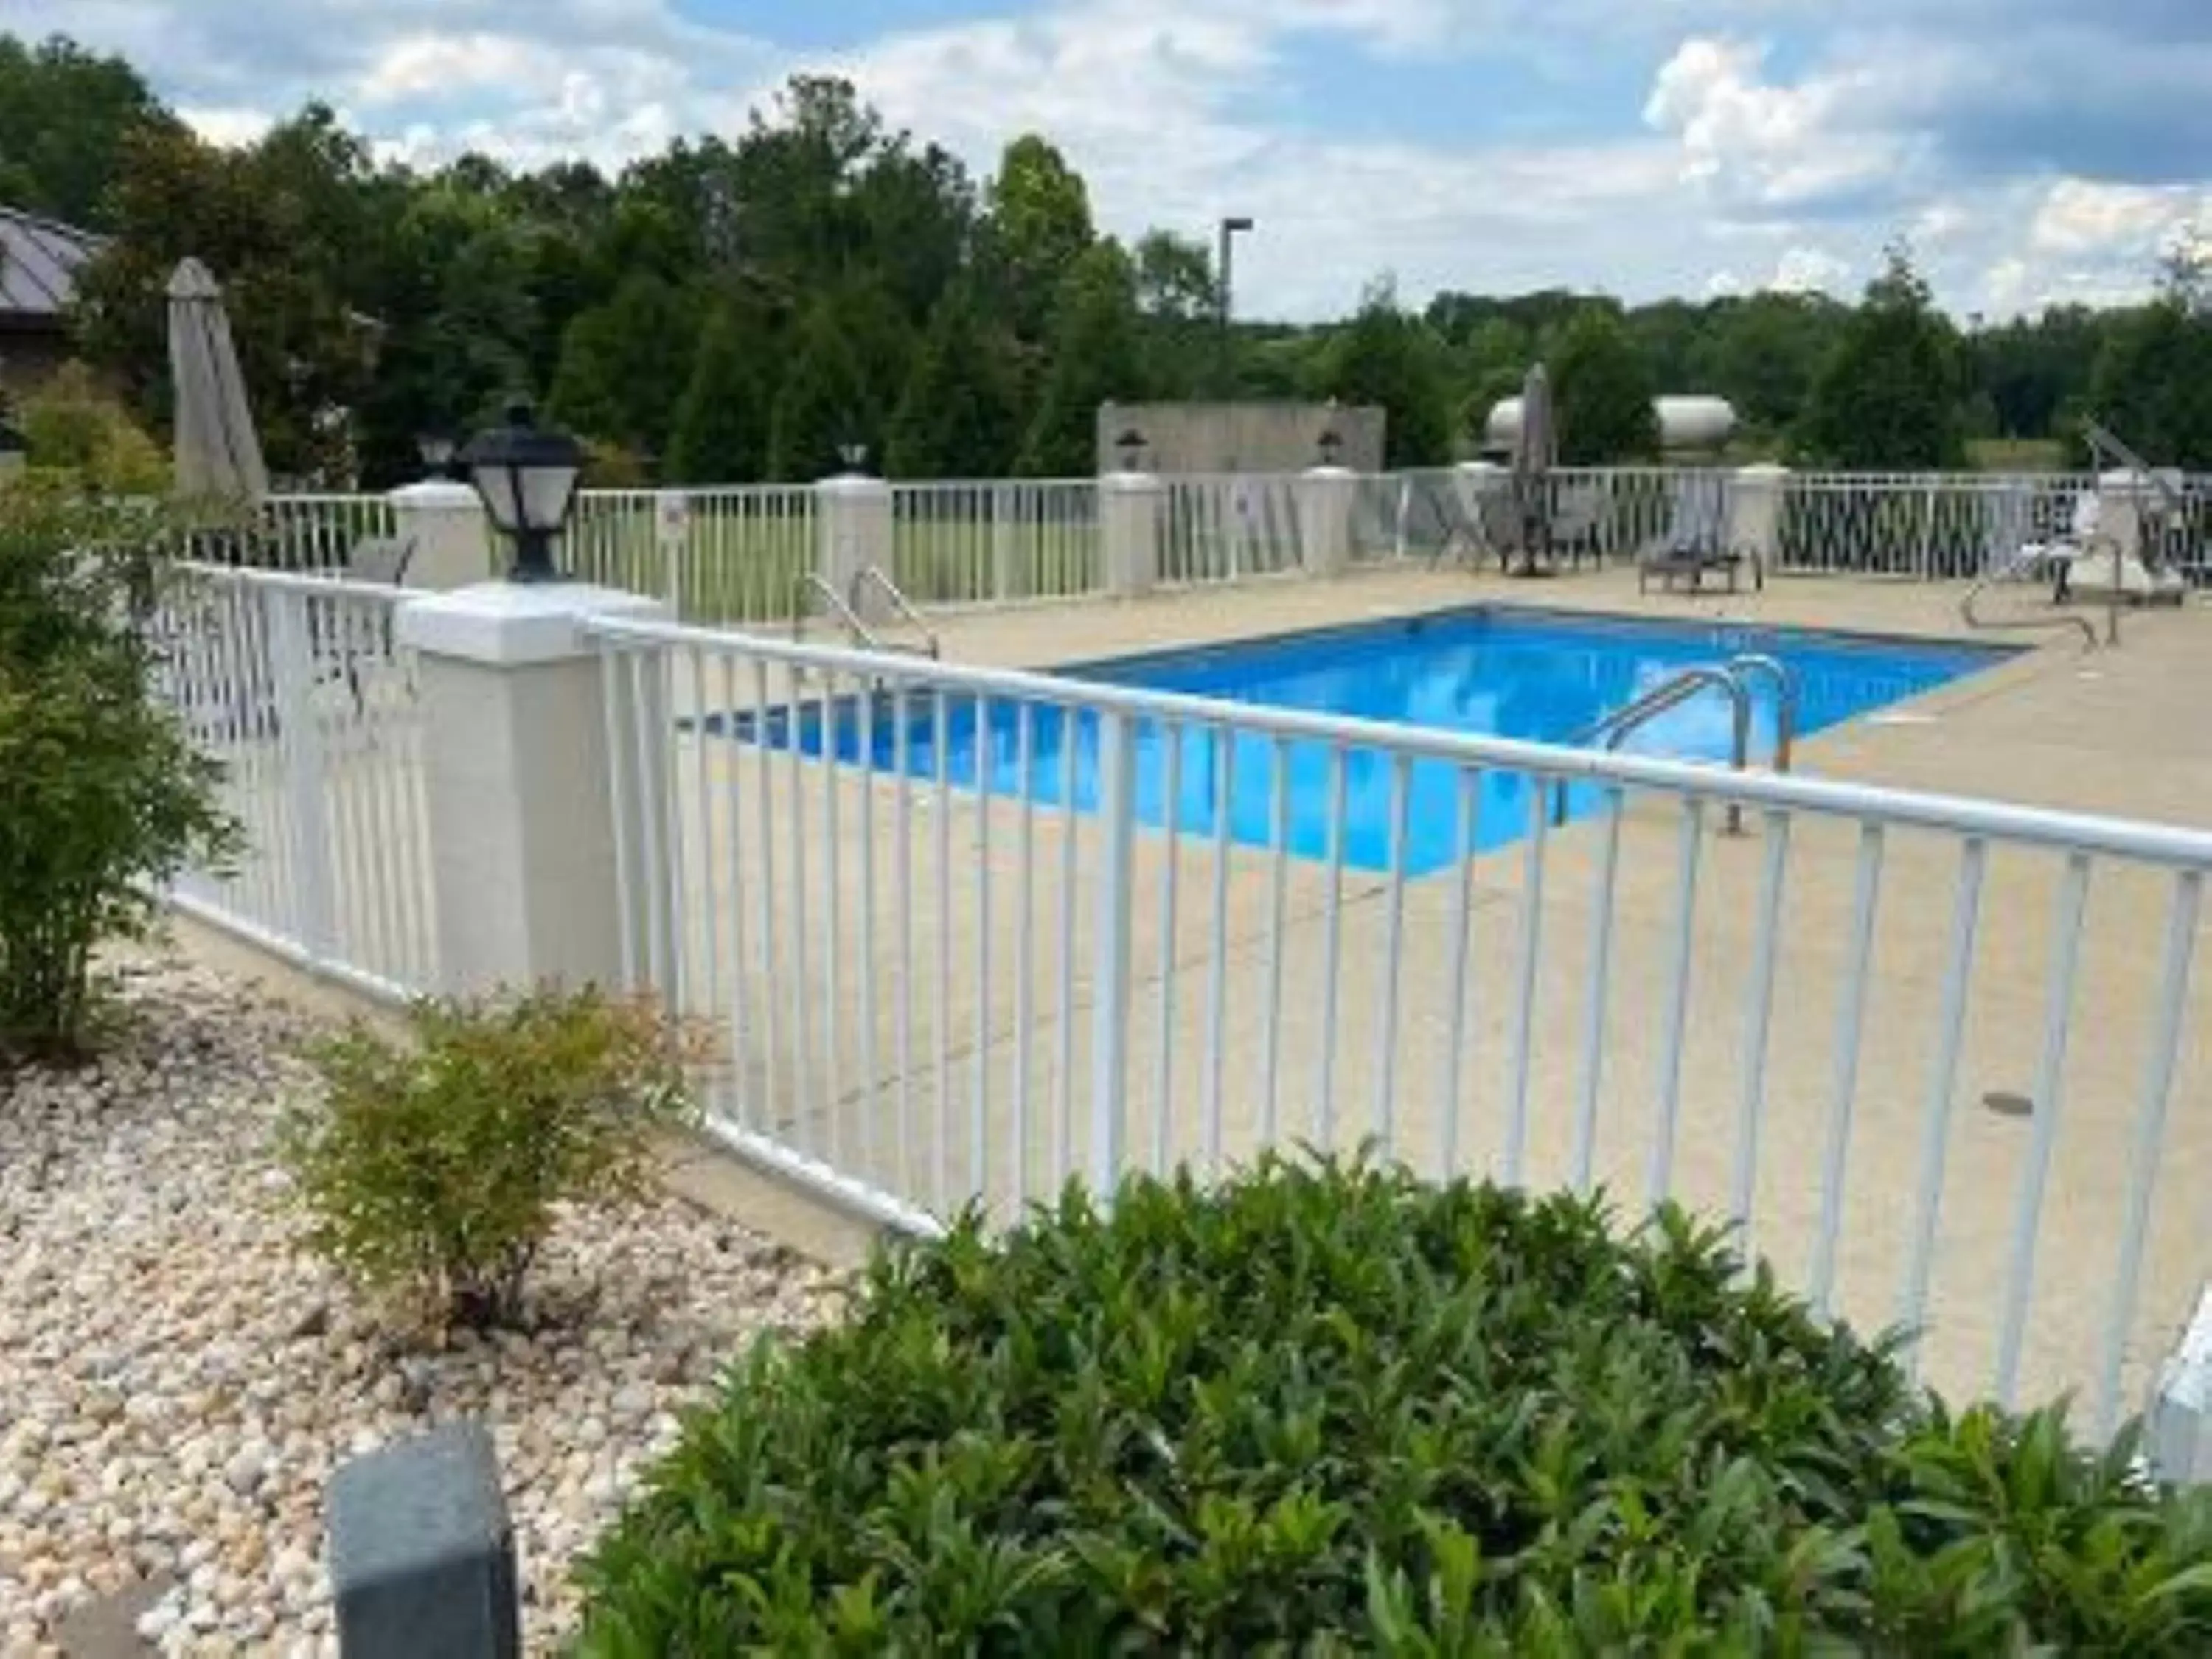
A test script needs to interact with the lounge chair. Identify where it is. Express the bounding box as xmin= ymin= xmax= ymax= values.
xmin=1638 ymin=472 xmax=1762 ymax=594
